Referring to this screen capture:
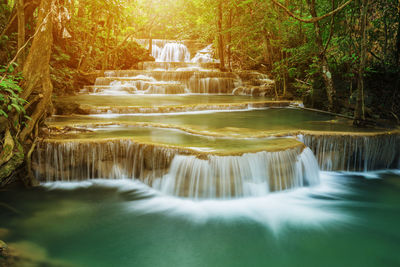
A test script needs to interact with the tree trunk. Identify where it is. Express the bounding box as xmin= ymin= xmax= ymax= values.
xmin=395 ymin=3 xmax=400 ymax=67
xmin=306 ymin=0 xmax=336 ymax=111
xmin=20 ymin=0 xmax=54 ymax=139
xmin=17 ymin=0 xmax=25 ymax=68
xmin=217 ymin=0 xmax=225 ymax=71
xmin=102 ymin=16 xmax=112 ymax=71
xmin=354 ymin=0 xmax=369 ymax=125
xmin=0 ymin=0 xmax=54 ymax=187
xmin=149 ymin=35 xmax=153 ymax=58
xmin=227 ymin=7 xmax=232 ymax=71
xmin=281 ymin=49 xmax=287 ymax=96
